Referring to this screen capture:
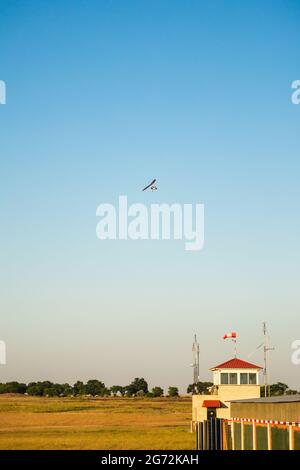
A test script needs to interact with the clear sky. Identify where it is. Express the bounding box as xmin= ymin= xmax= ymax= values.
xmin=0 ymin=0 xmax=300 ymax=392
